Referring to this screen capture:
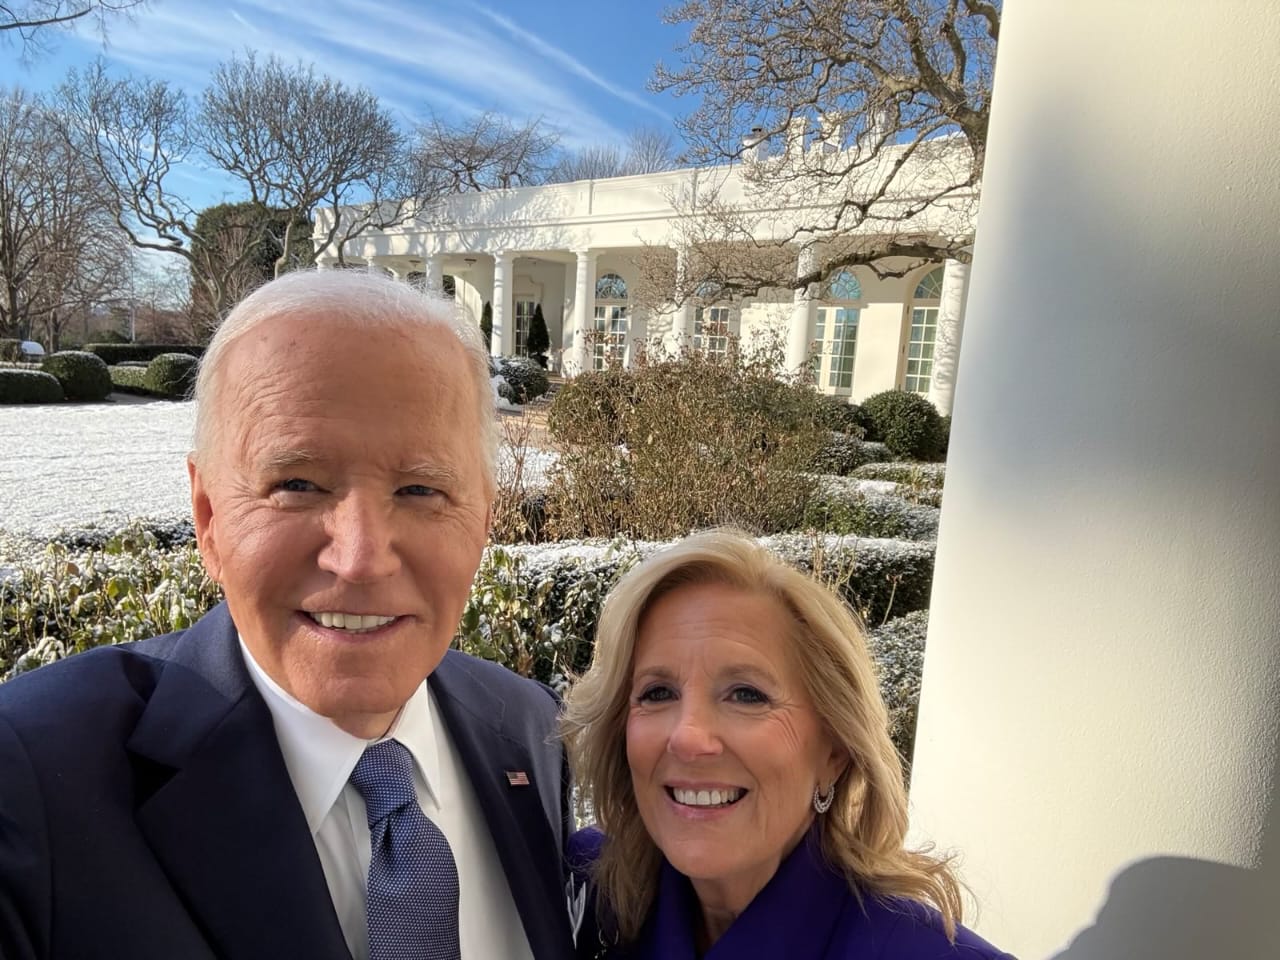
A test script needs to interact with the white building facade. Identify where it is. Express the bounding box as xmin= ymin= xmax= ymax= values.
xmin=315 ymin=160 xmax=975 ymax=414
